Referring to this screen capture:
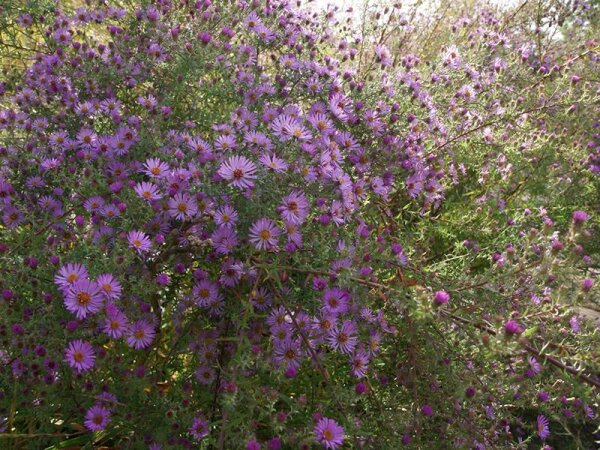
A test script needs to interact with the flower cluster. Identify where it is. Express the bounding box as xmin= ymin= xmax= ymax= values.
xmin=0 ymin=0 xmax=598 ymax=448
